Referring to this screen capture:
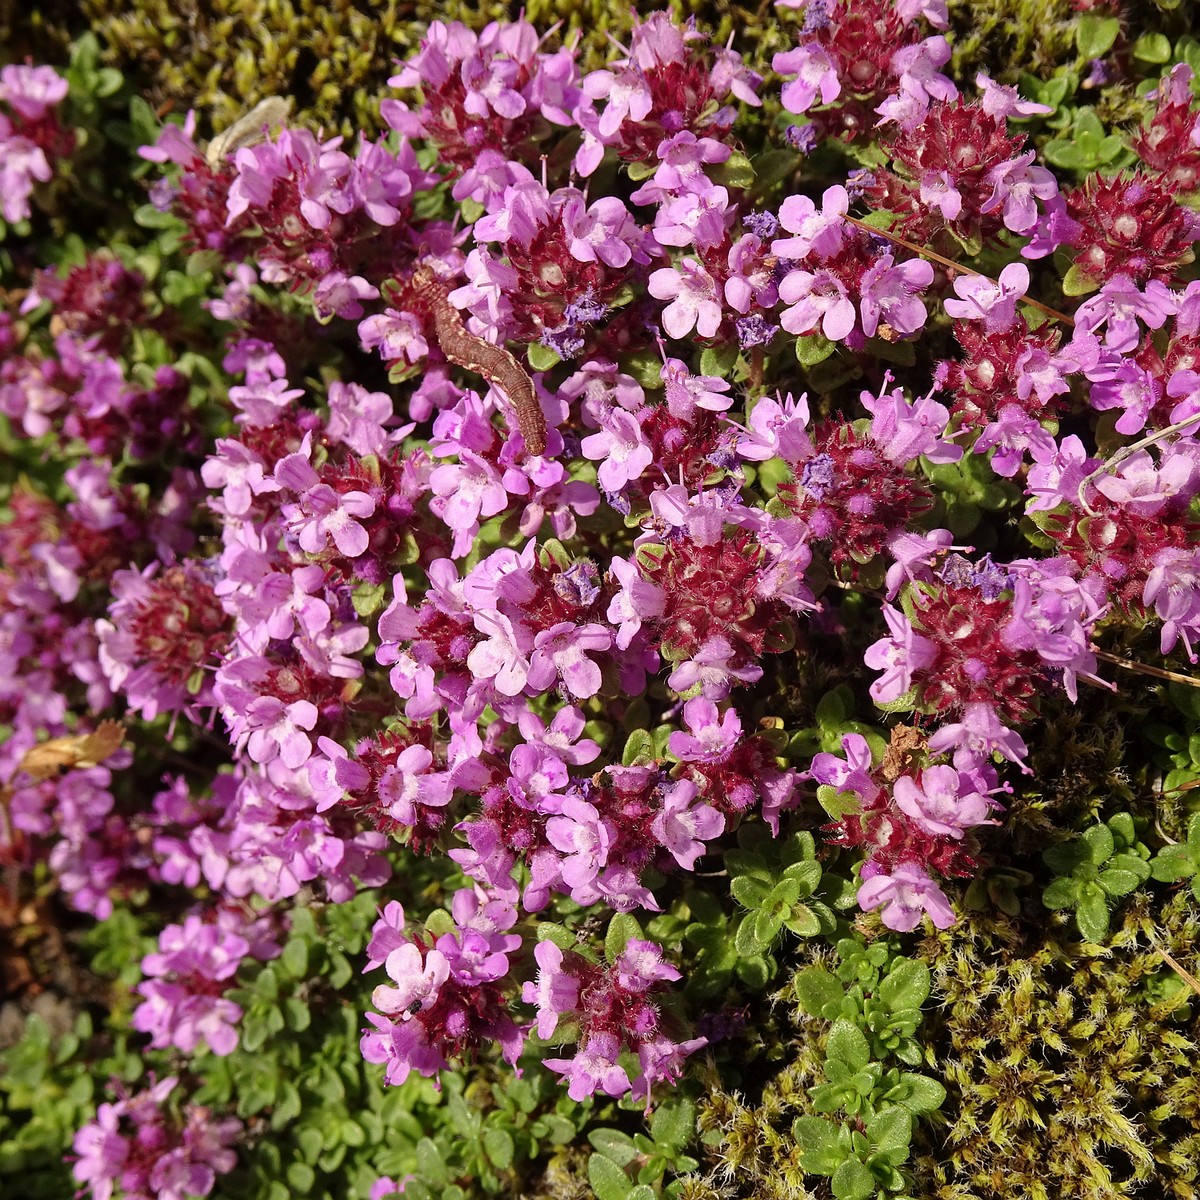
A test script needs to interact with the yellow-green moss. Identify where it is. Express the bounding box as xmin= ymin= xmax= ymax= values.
xmin=944 ymin=0 xmax=1080 ymax=84
xmin=912 ymin=892 xmax=1200 ymax=1200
